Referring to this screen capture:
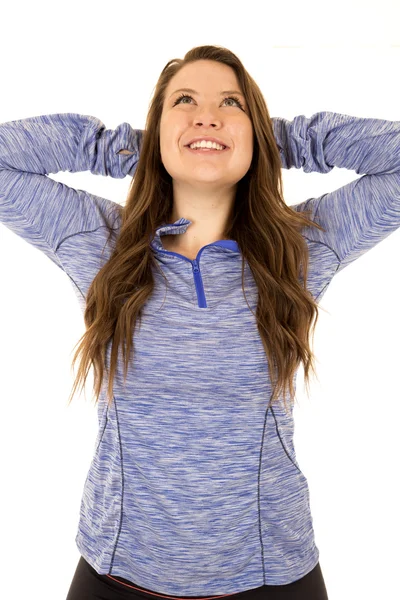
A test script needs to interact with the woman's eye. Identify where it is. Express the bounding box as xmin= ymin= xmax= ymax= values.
xmin=173 ymin=94 xmax=243 ymax=109
xmin=174 ymin=95 xmax=190 ymax=105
